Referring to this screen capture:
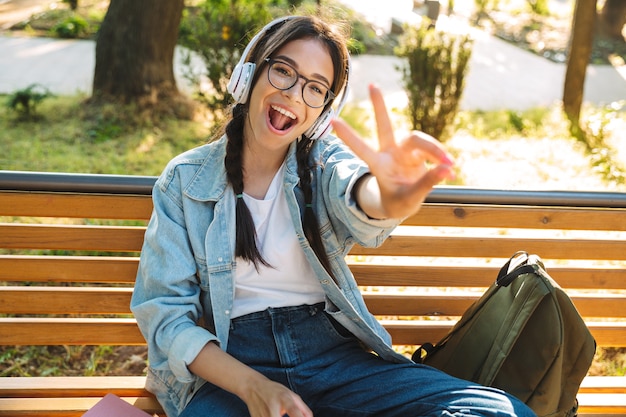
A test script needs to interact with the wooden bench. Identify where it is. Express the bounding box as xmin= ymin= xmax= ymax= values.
xmin=1 ymin=170 xmax=625 ymax=416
